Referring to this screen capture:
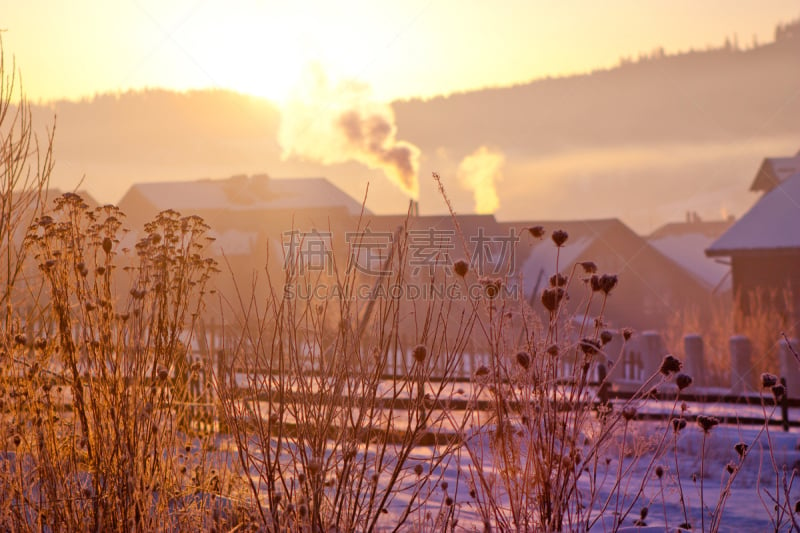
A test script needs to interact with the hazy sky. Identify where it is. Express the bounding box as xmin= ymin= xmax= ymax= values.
xmin=4 ymin=0 xmax=799 ymax=103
